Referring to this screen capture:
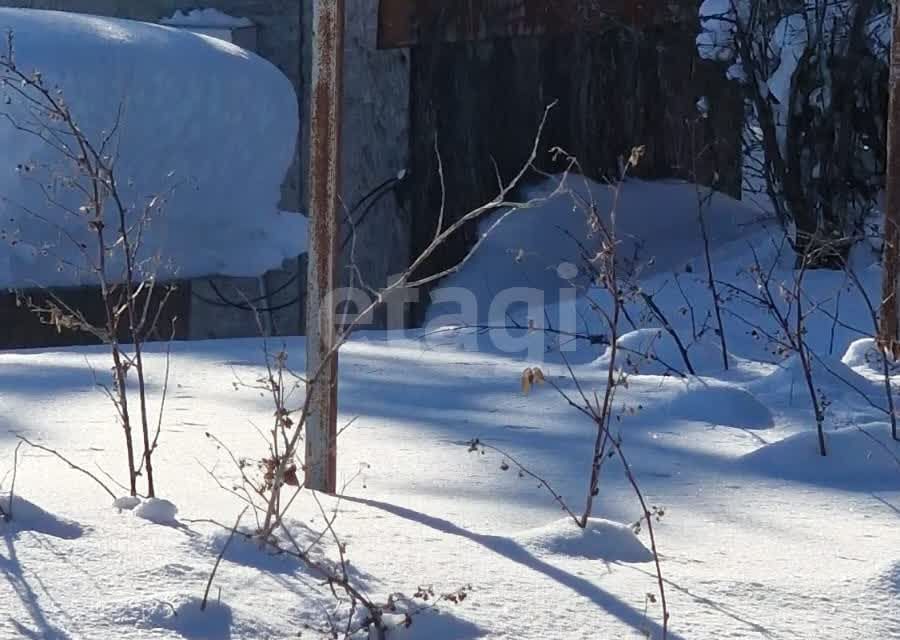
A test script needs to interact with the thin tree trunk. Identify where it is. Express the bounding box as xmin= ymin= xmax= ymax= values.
xmin=880 ymin=3 xmax=900 ymax=358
